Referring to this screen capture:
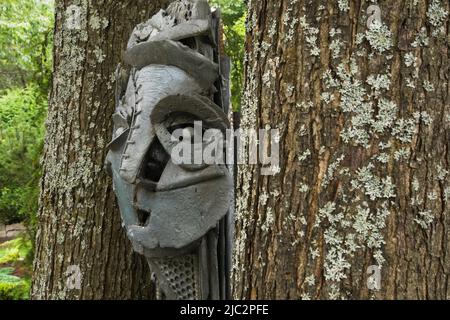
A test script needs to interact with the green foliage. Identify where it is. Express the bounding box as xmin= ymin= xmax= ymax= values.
xmin=0 ymin=239 xmax=32 ymax=300
xmin=0 ymin=86 xmax=46 ymax=225
xmin=0 ymin=0 xmax=54 ymax=92
xmin=0 ymin=268 xmax=30 ymax=300
xmin=209 ymin=0 xmax=246 ymax=110
xmin=0 ymin=267 xmax=16 ymax=277
xmin=0 ymin=238 xmax=33 ymax=265
xmin=0 ymin=244 xmax=21 ymax=265
xmin=0 ymin=0 xmax=51 ymax=227
xmin=0 ymin=1 xmax=52 ymax=300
